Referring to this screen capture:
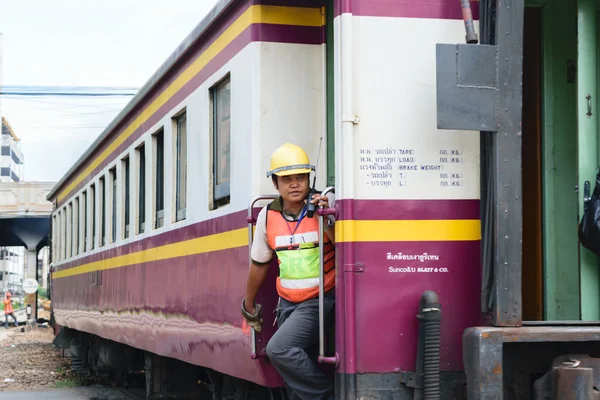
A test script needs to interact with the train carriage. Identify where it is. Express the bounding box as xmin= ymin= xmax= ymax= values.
xmin=46 ymin=0 xmax=600 ymax=398
xmin=47 ymin=0 xmax=482 ymax=397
